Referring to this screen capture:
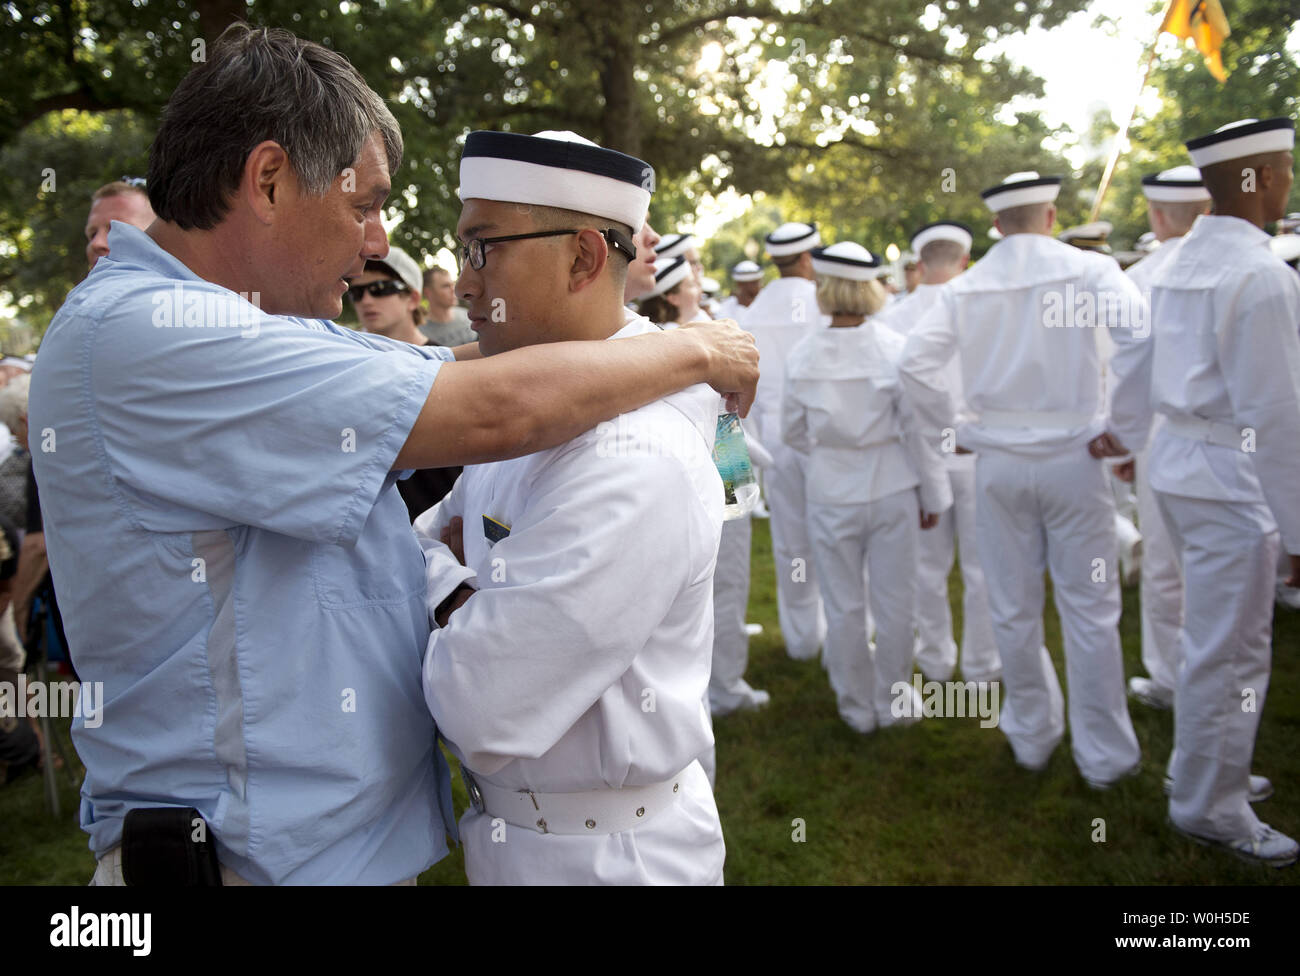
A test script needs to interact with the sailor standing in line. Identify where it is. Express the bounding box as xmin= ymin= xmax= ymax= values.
xmin=1122 ymin=166 xmax=1212 ymax=710
xmin=782 ymin=242 xmax=951 ymax=732
xmin=1108 ymin=118 xmax=1300 ymax=866
xmin=716 ymin=260 xmax=764 ymax=323
xmin=897 ymin=171 xmax=1143 ymax=787
xmin=875 ymin=221 xmax=1001 ymax=686
xmin=742 ymin=222 xmax=829 ymax=660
